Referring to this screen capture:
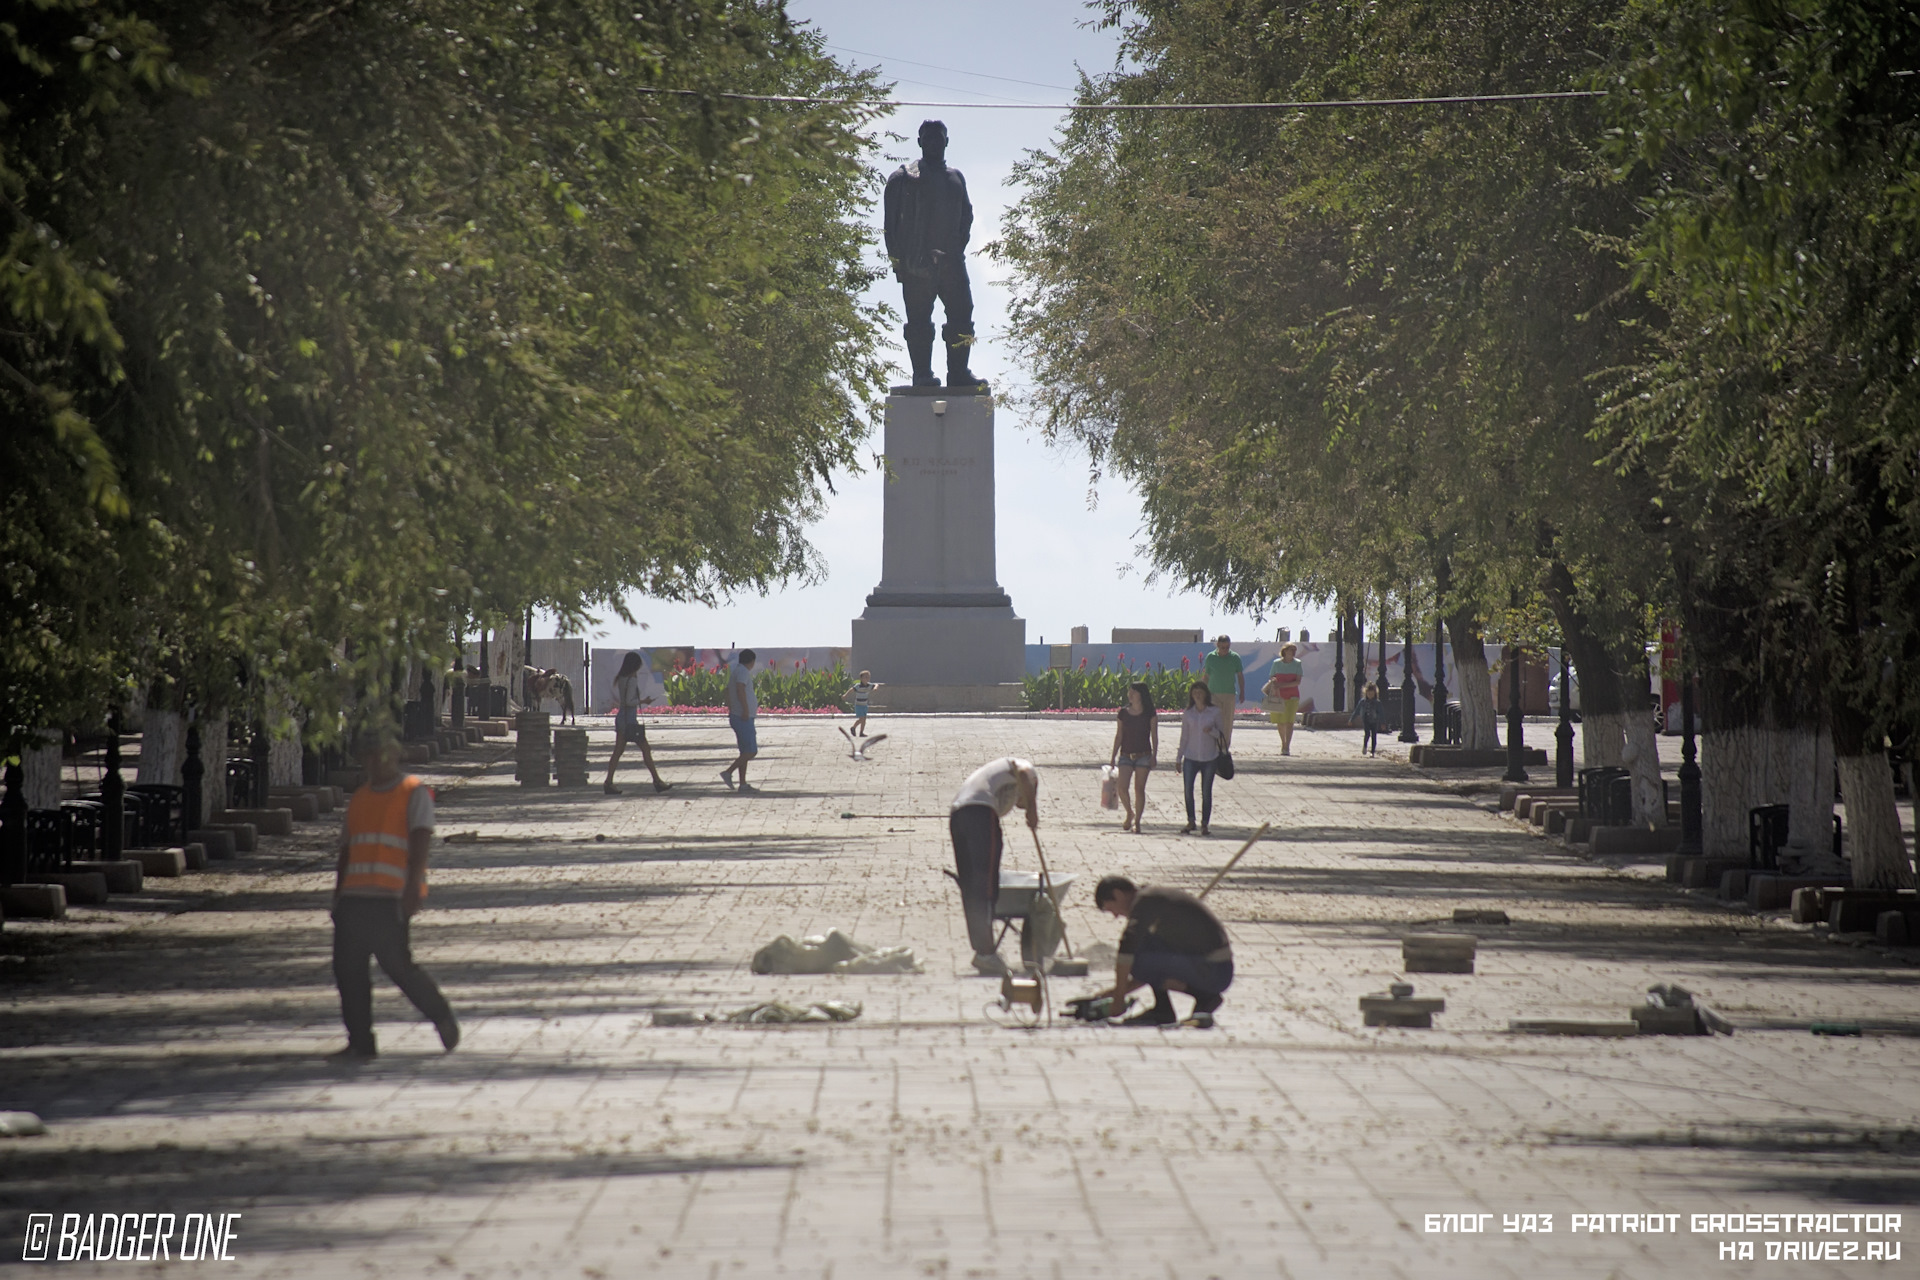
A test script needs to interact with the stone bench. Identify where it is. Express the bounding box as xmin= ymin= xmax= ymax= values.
xmin=219 ymin=808 xmax=293 ymax=837
xmin=122 ymin=848 xmax=188 ymax=878
xmin=1512 ymin=789 xmax=1578 ymax=818
xmin=190 ymin=824 xmax=249 ymax=855
xmin=26 ymin=871 xmax=109 ymax=905
xmin=1 ymin=883 xmax=66 ymax=919
xmin=69 ymin=859 xmax=144 ymax=893
xmin=1589 ymin=825 xmax=1681 ymax=857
